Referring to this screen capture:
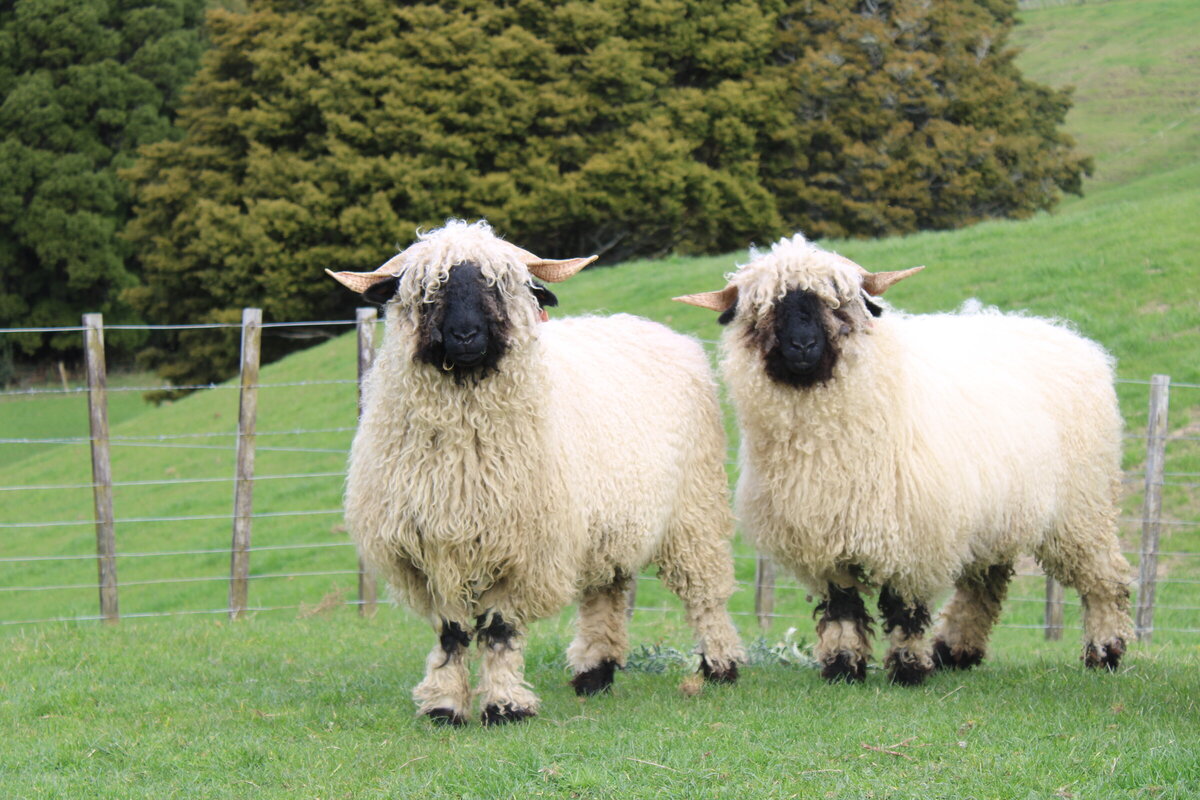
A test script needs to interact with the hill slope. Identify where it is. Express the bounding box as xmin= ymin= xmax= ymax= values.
xmin=1 ymin=0 xmax=1197 ymax=635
